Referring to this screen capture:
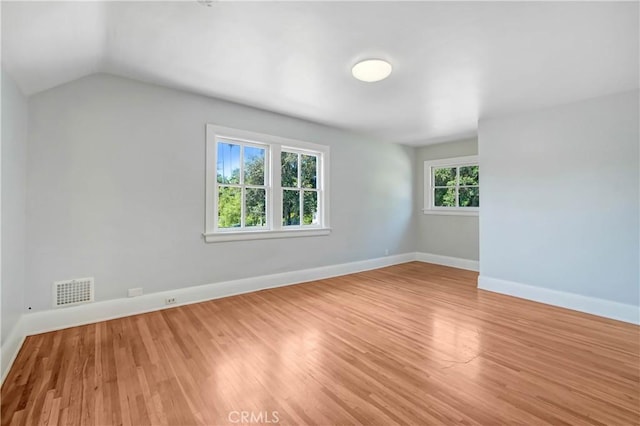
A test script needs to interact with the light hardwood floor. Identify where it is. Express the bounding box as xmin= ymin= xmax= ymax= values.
xmin=2 ymin=262 xmax=639 ymax=425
